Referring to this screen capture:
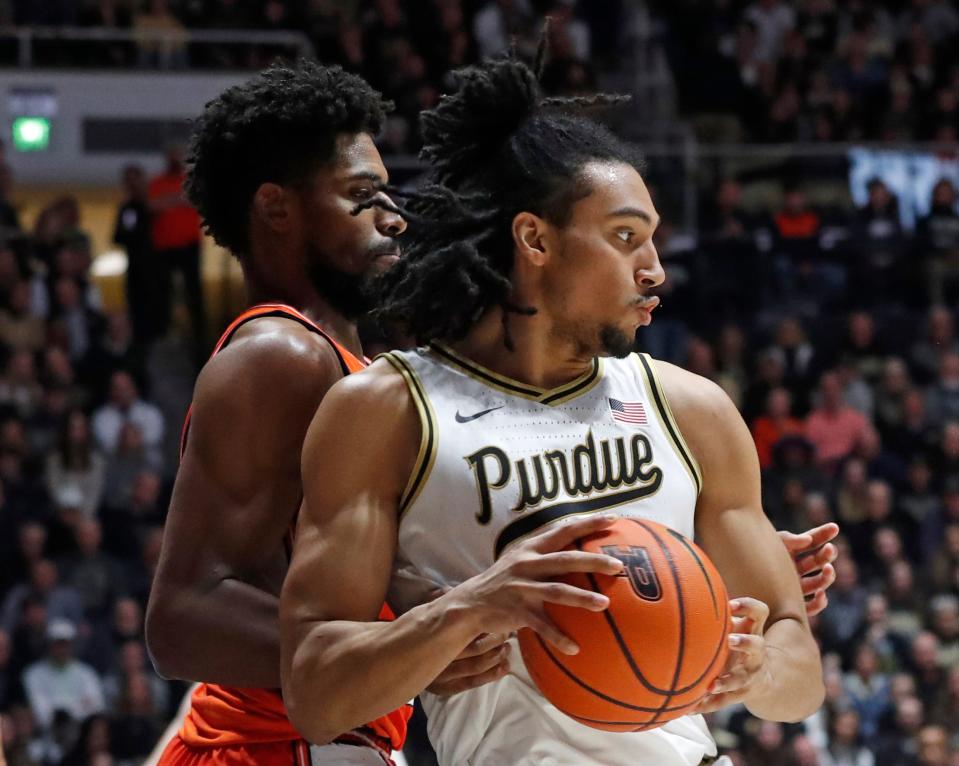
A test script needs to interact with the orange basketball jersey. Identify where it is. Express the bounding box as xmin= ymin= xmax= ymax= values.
xmin=172 ymin=303 xmax=410 ymax=754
